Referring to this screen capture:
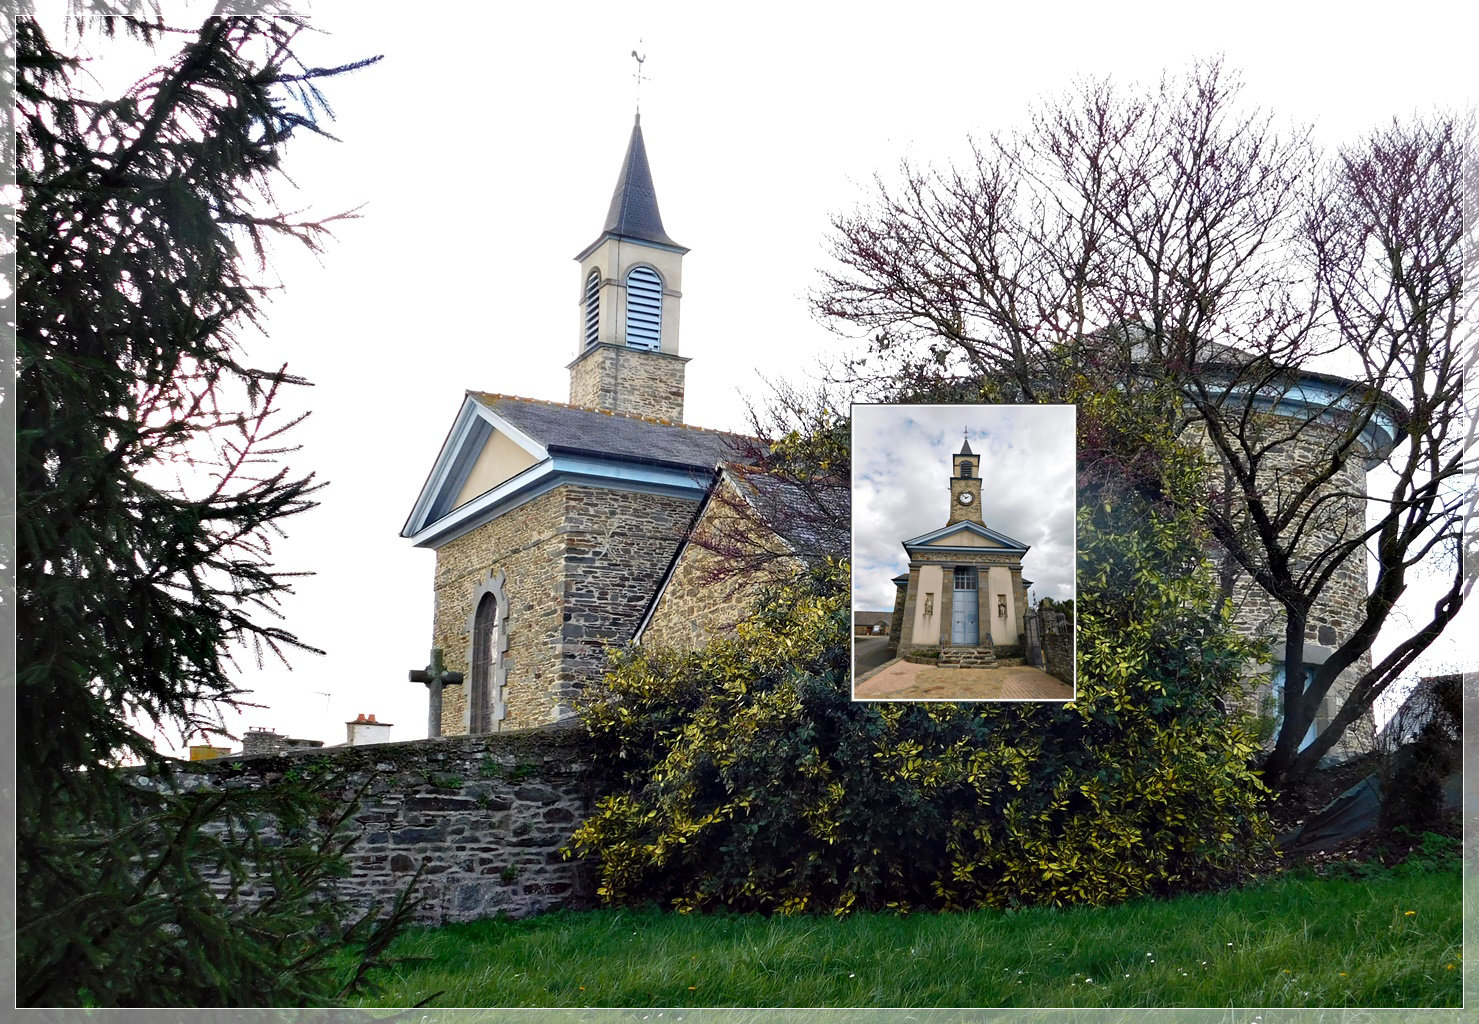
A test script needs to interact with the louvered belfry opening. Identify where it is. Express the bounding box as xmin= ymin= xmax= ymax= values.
xmin=583 ymin=270 xmax=600 ymax=348
xmin=470 ymin=592 xmax=497 ymax=733
xmin=624 ymin=265 xmax=662 ymax=350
